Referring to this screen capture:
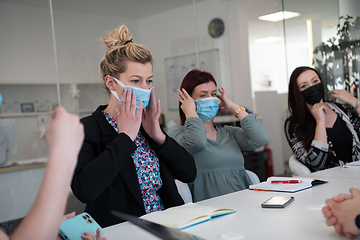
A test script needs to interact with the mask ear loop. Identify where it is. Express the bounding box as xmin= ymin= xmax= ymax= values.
xmin=49 ymin=0 xmax=61 ymax=107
